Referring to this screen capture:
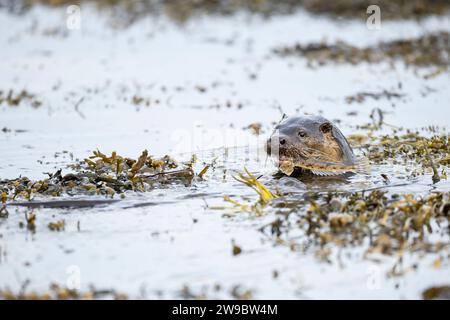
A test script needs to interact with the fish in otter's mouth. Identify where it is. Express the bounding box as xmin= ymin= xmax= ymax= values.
xmin=266 ymin=115 xmax=369 ymax=176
